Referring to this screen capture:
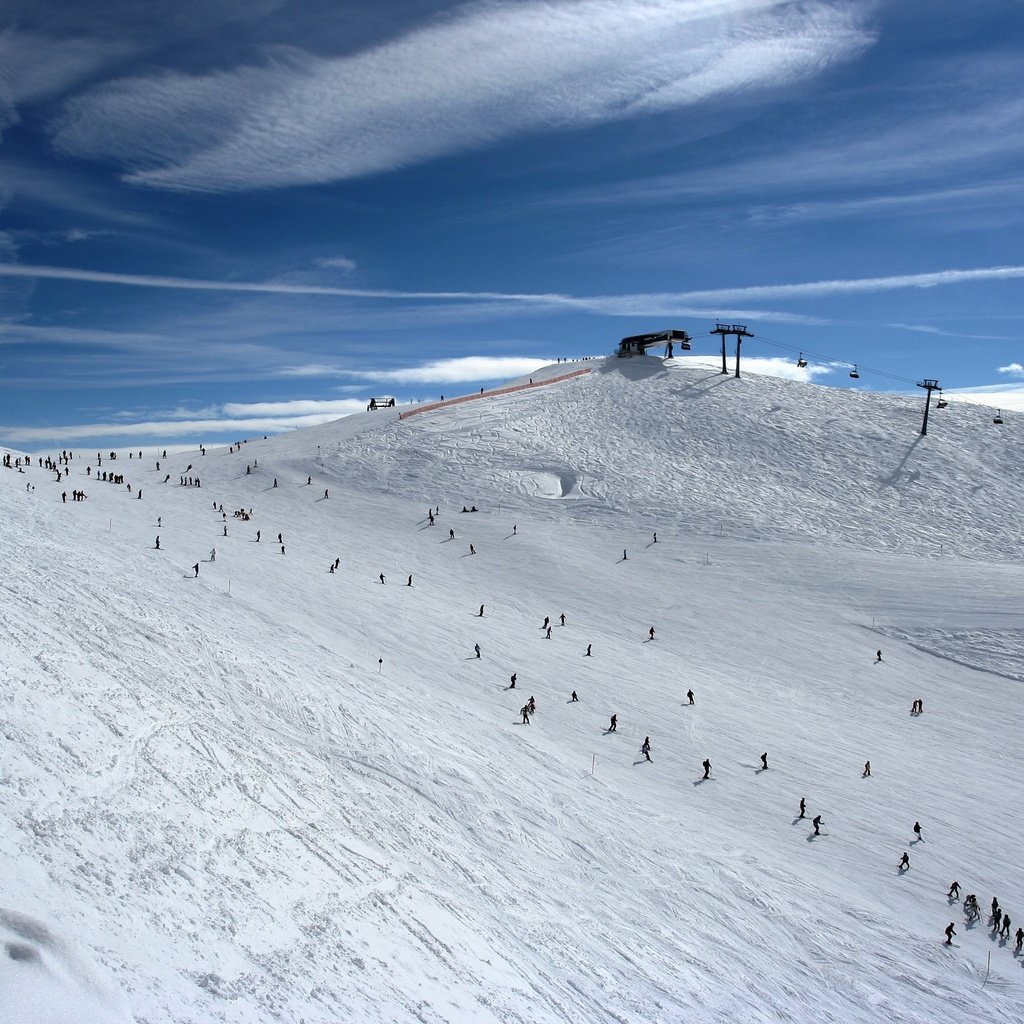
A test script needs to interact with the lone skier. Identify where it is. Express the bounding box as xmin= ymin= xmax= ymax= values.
xmin=812 ymin=815 xmax=822 ymax=836
xmin=641 ymin=737 xmax=651 ymax=762
xmin=608 ymin=714 xmax=617 ymax=733
xmin=702 ymin=758 xmax=711 ymax=780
